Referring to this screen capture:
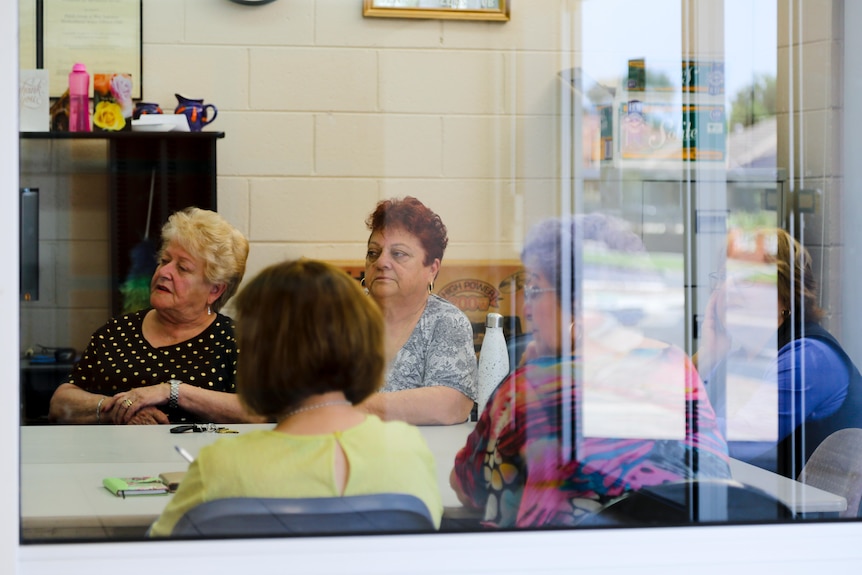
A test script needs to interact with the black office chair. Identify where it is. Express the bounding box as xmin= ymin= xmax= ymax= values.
xmin=168 ymin=493 xmax=436 ymax=537
xmin=578 ymin=479 xmax=794 ymax=527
